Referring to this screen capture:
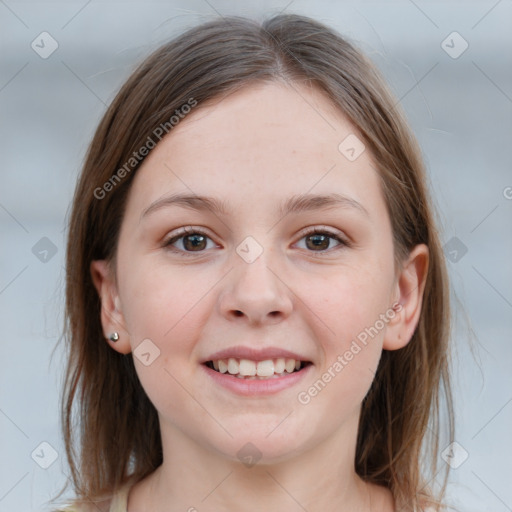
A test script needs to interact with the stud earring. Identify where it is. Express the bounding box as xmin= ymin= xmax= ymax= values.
xmin=109 ymin=332 xmax=119 ymax=342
